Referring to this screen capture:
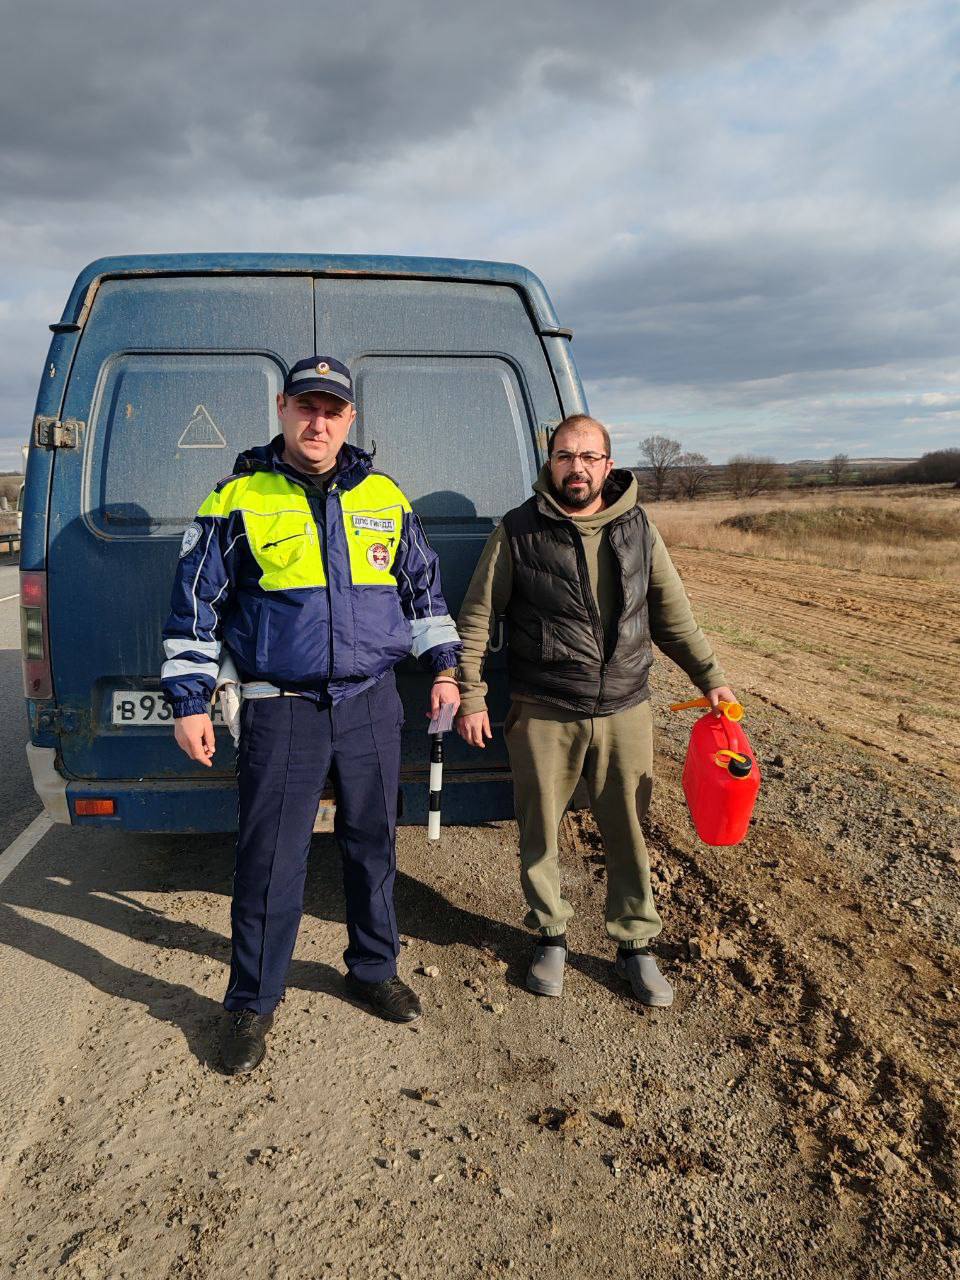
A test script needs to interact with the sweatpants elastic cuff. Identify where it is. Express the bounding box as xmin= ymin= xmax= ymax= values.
xmin=538 ymin=925 xmax=569 ymax=938
xmin=617 ymin=941 xmax=653 ymax=954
